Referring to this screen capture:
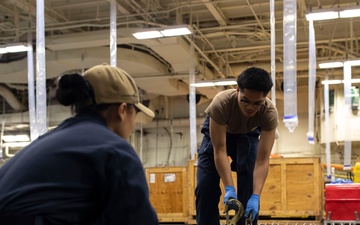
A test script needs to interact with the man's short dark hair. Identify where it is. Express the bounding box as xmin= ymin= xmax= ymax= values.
xmin=237 ymin=67 xmax=273 ymax=96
